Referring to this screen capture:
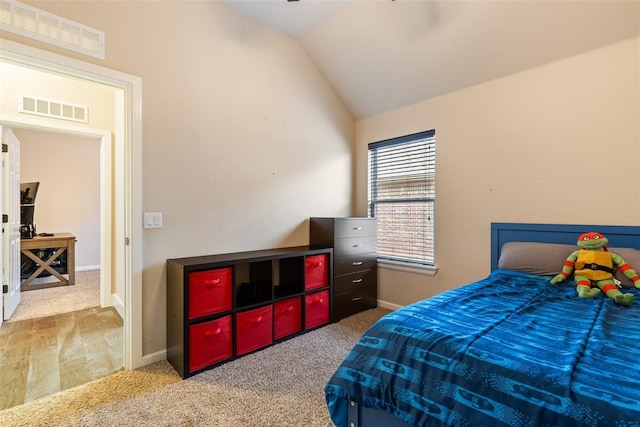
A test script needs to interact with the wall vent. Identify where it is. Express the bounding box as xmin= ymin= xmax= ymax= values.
xmin=19 ymin=95 xmax=89 ymax=123
xmin=0 ymin=0 xmax=105 ymax=59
